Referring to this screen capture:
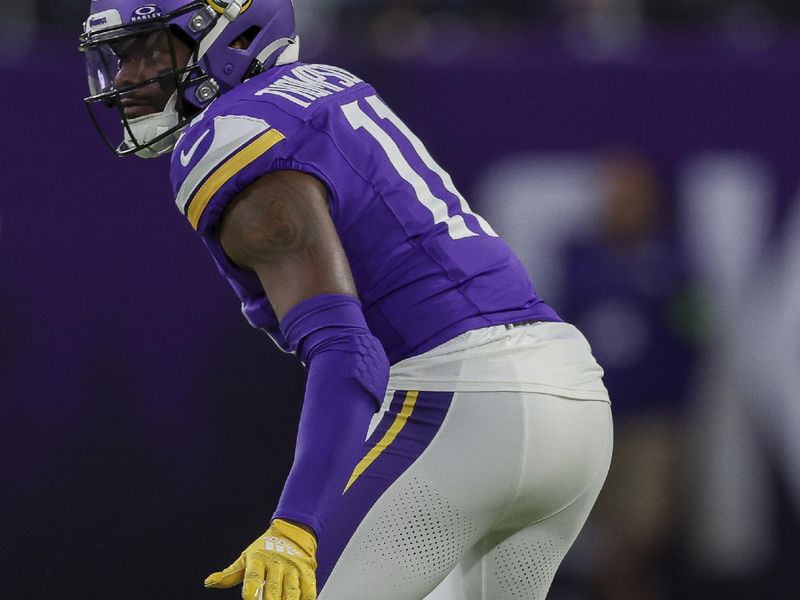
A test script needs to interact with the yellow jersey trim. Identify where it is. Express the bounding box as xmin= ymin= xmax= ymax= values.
xmin=186 ymin=128 xmax=285 ymax=230
xmin=344 ymin=390 xmax=419 ymax=493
